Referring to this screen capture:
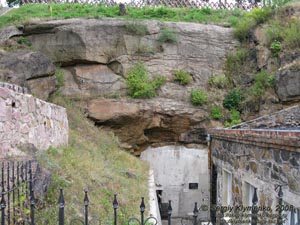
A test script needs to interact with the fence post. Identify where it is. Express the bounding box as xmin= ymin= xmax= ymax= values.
xmin=140 ymin=197 xmax=145 ymax=225
xmin=113 ymin=194 xmax=118 ymax=225
xmin=1 ymin=162 xmax=6 ymax=225
xmin=251 ymin=188 xmax=258 ymax=225
xmin=29 ymin=162 xmax=35 ymax=225
xmin=59 ymin=188 xmax=65 ymax=225
xmin=84 ymin=190 xmax=89 ymax=225
xmin=12 ymin=162 xmax=16 ymax=225
xmin=7 ymin=162 xmax=10 ymax=225
xmin=276 ymin=185 xmax=283 ymax=225
xmin=167 ymin=200 xmax=172 ymax=225
xmin=193 ymin=202 xmax=198 ymax=225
